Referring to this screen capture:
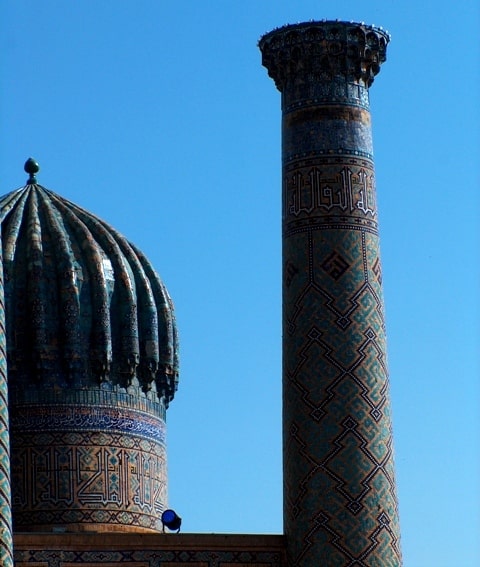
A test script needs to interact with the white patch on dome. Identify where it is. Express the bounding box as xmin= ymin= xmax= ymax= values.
xmin=102 ymin=257 xmax=115 ymax=299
